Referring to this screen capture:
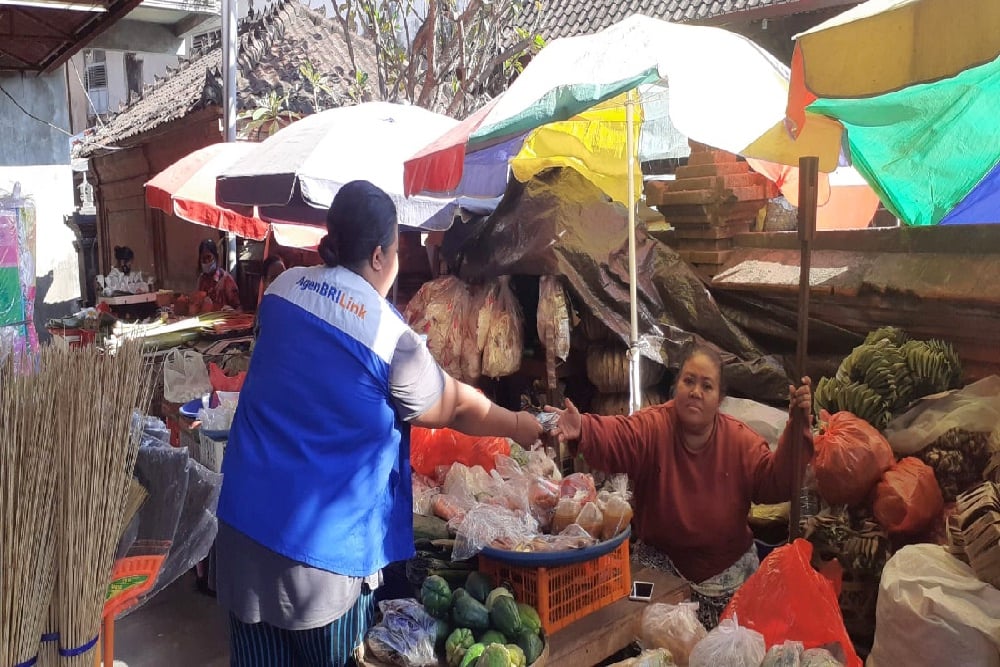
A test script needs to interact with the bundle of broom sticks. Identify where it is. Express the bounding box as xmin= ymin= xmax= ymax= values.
xmin=0 ymin=341 xmax=152 ymax=667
